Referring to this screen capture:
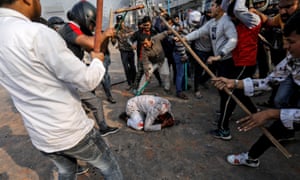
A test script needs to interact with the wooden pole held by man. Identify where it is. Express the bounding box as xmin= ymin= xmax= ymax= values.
xmin=94 ymin=0 xmax=103 ymax=53
xmin=114 ymin=4 xmax=145 ymax=14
